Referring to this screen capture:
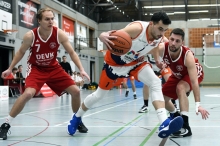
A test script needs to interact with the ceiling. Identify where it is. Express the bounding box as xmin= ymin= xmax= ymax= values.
xmin=57 ymin=0 xmax=220 ymax=23
xmin=88 ymin=0 xmax=220 ymax=23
